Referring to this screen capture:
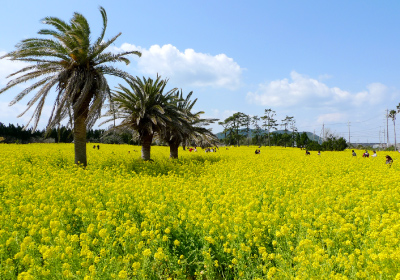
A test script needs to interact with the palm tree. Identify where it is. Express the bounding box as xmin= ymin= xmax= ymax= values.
xmin=0 ymin=7 xmax=141 ymax=166
xmin=389 ymin=110 xmax=397 ymax=149
xmin=186 ymin=119 xmax=219 ymax=149
xmin=163 ymin=90 xmax=218 ymax=158
xmin=396 ymin=103 xmax=400 ymax=149
xmin=103 ymin=76 xmax=178 ymax=161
